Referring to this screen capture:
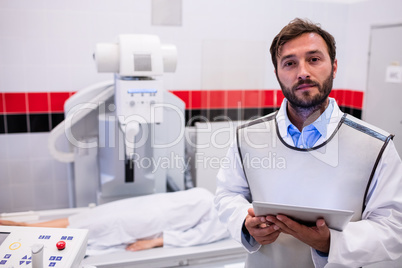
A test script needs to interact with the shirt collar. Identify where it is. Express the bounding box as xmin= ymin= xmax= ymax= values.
xmin=277 ymin=97 xmax=336 ymax=138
